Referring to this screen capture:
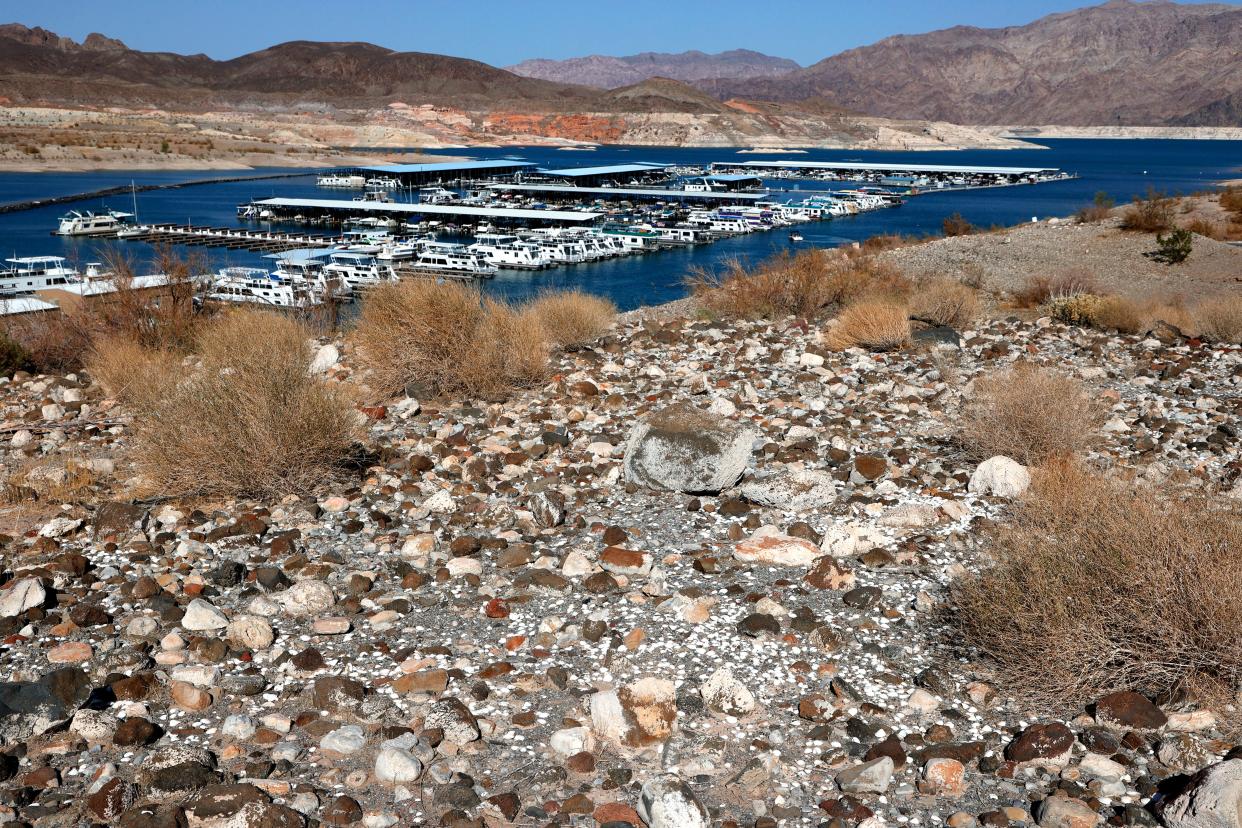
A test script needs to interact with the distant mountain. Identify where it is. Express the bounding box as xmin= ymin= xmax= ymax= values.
xmin=0 ymin=24 xmax=600 ymax=111
xmin=508 ymin=49 xmax=799 ymax=89
xmin=697 ymin=0 xmax=1242 ymax=127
